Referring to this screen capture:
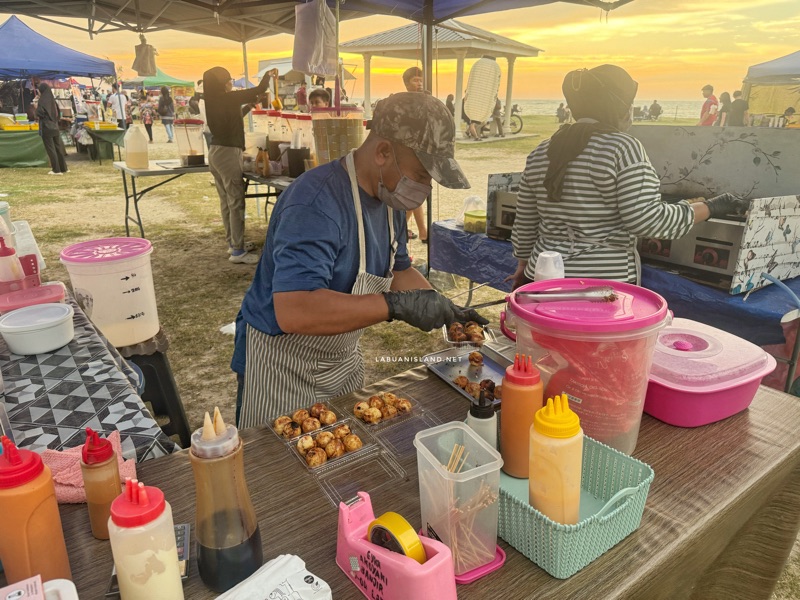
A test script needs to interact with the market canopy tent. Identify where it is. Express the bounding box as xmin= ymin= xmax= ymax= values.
xmin=743 ymin=51 xmax=800 ymax=116
xmin=0 ymin=15 xmax=115 ymax=78
xmin=126 ymin=67 xmax=194 ymax=90
xmin=342 ymin=19 xmax=542 ymax=125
